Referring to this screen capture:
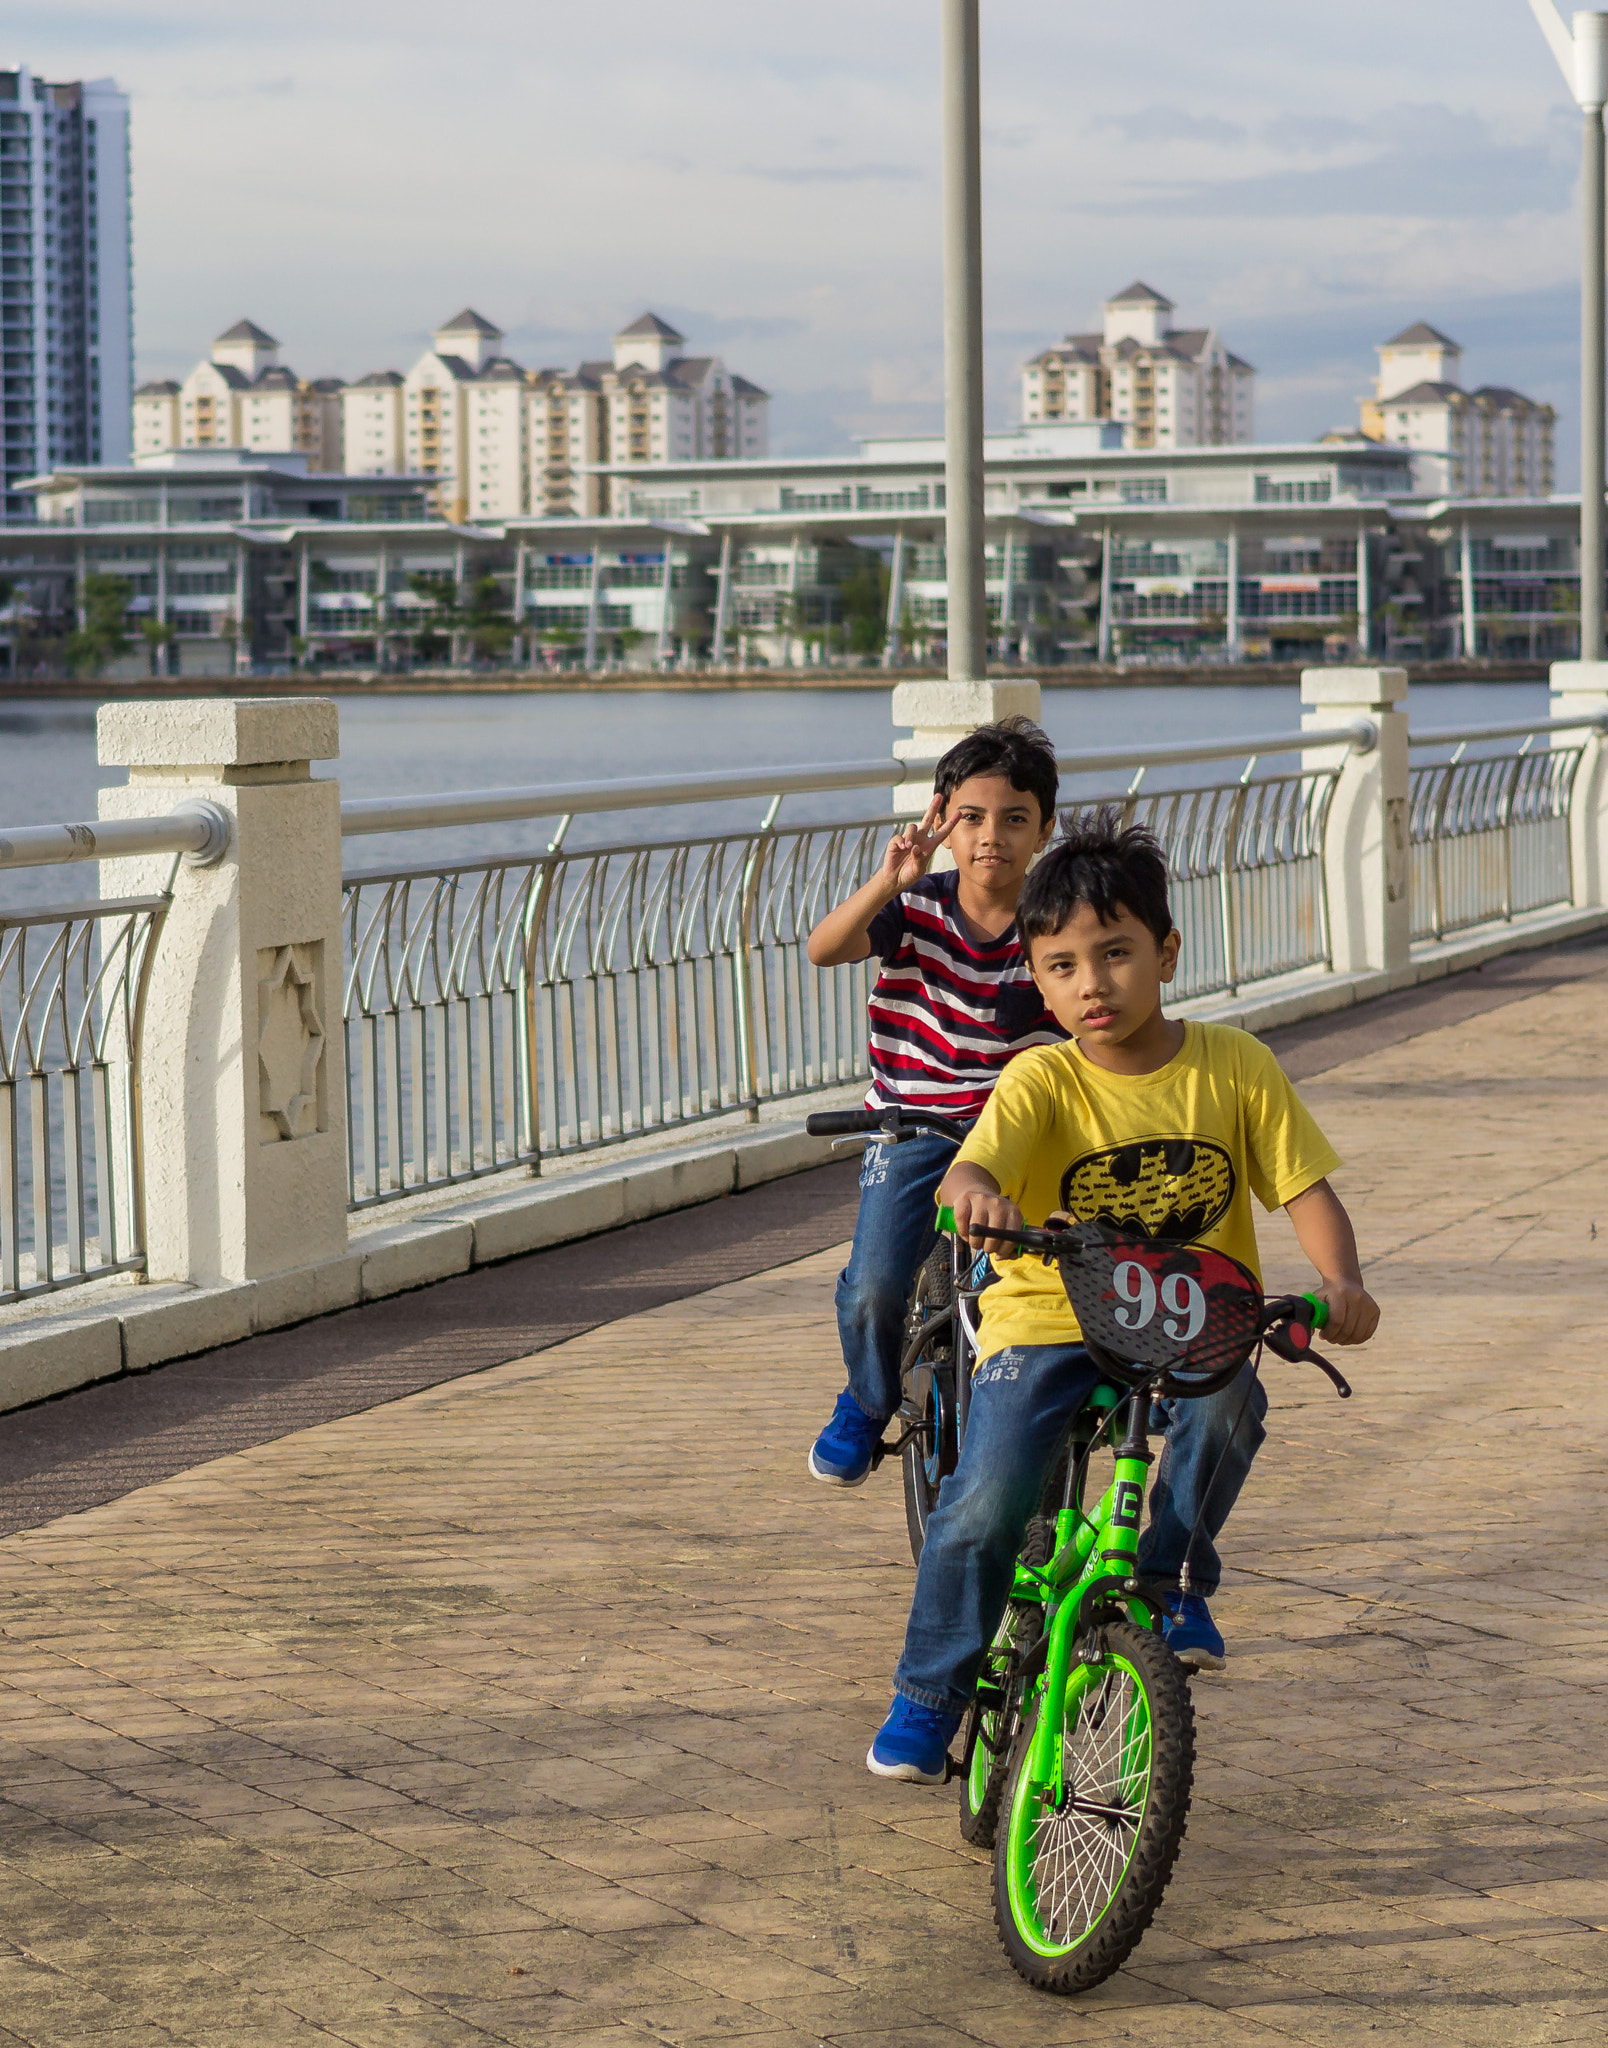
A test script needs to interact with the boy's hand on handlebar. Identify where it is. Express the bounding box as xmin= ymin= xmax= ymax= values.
xmin=949 ymin=1185 xmax=1027 ymax=1254
xmin=881 ymin=795 xmax=959 ymax=892
xmin=1307 ymin=1278 xmax=1379 ymax=1346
